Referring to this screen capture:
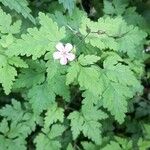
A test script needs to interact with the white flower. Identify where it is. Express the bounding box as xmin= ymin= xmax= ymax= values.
xmin=53 ymin=42 xmax=75 ymax=65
